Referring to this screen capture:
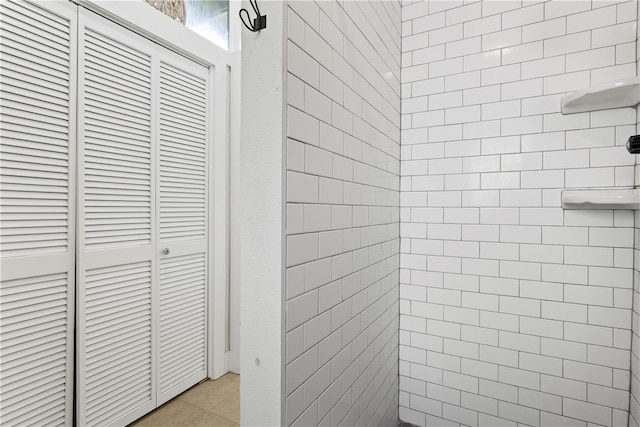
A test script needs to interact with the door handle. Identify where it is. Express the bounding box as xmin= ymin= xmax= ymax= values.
xmin=162 ymin=248 xmax=170 ymax=255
